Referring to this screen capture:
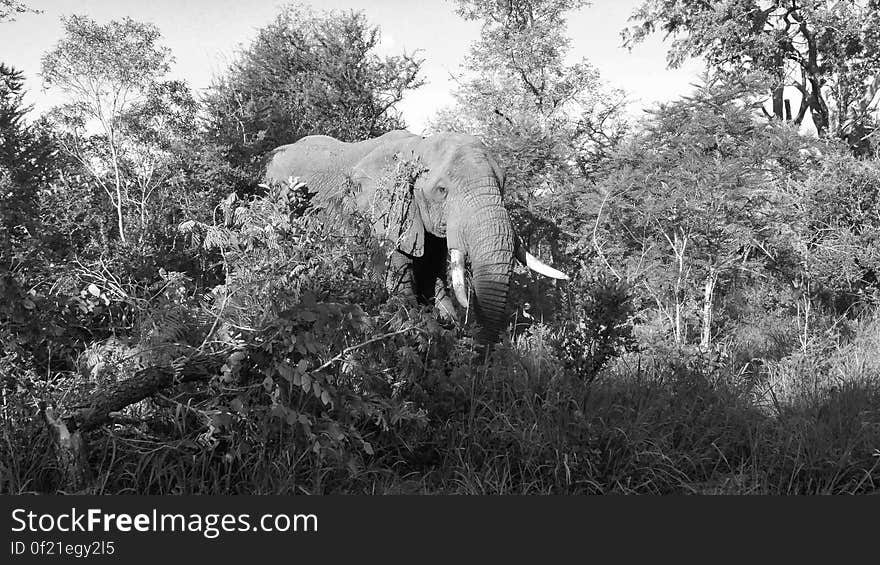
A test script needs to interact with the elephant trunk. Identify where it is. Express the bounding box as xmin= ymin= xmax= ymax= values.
xmin=451 ymin=190 xmax=514 ymax=343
